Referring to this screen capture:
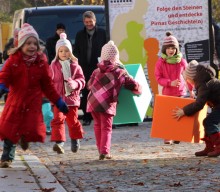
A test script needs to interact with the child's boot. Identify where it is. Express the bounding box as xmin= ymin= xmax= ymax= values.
xmin=0 ymin=139 xmax=16 ymax=168
xmin=19 ymin=136 xmax=29 ymax=151
xmin=71 ymin=139 xmax=80 ymax=153
xmin=207 ymin=132 xmax=220 ymax=157
xmin=195 ymin=136 xmax=214 ymax=156
xmin=53 ymin=142 xmax=64 ymax=154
